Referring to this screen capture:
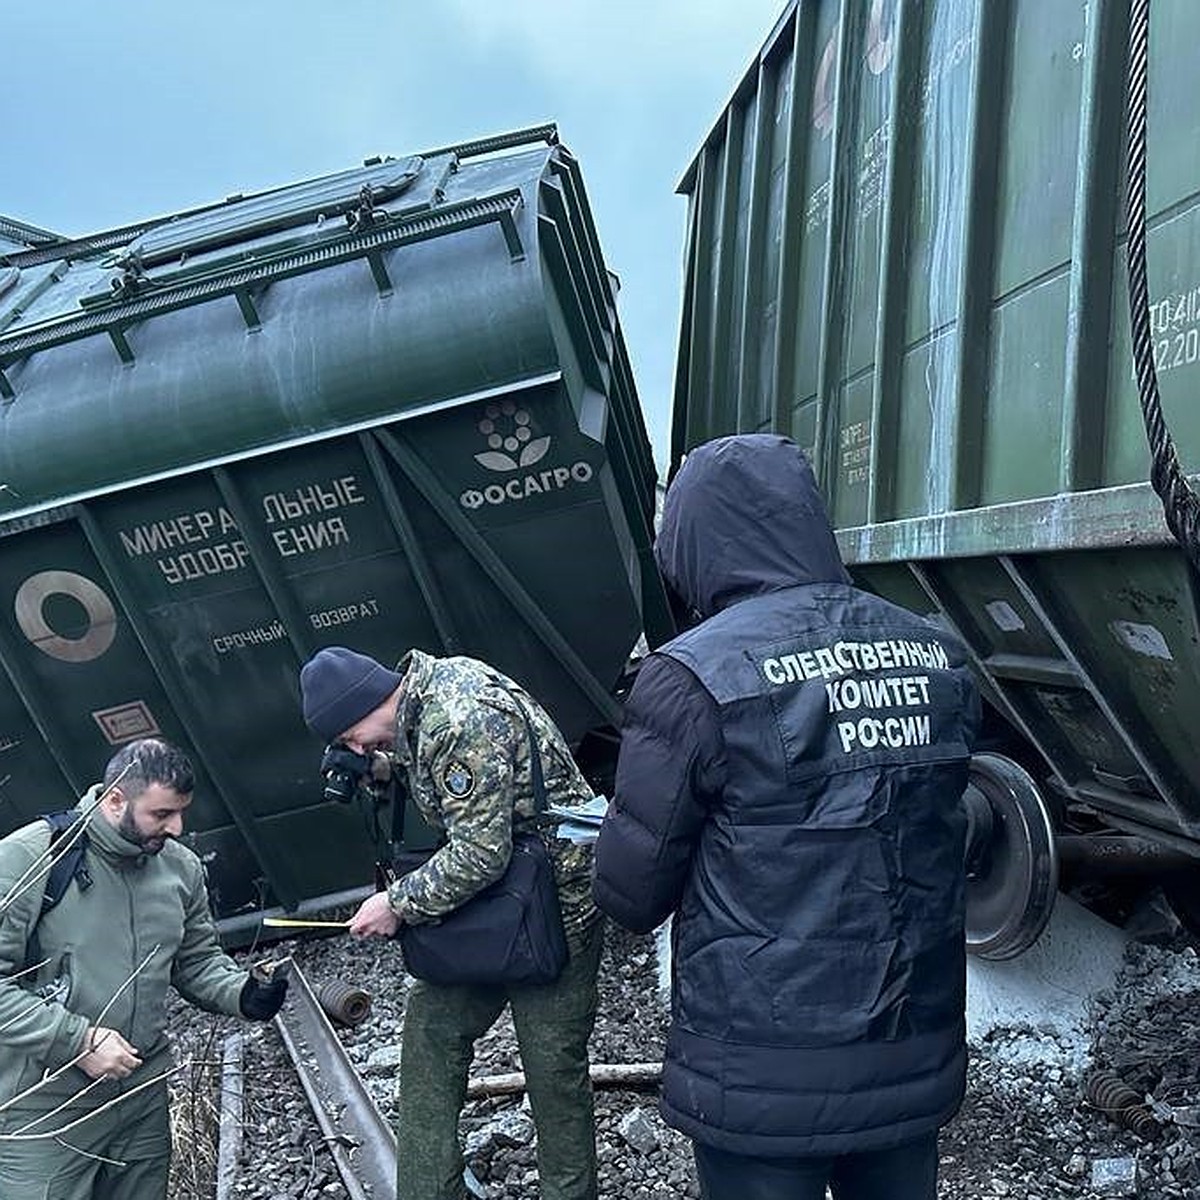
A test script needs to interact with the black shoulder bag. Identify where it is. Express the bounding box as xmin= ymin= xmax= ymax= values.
xmin=395 ymin=704 xmax=569 ymax=987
